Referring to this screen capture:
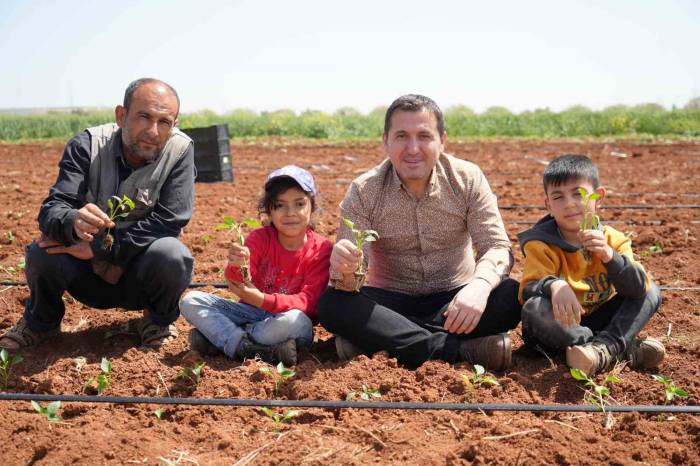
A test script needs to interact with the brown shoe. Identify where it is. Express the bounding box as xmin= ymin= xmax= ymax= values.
xmin=625 ymin=337 xmax=665 ymax=369
xmin=0 ymin=317 xmax=59 ymax=350
xmin=566 ymin=343 xmax=612 ymax=377
xmin=235 ymin=335 xmax=297 ymax=367
xmin=458 ymin=333 xmax=511 ymax=371
xmin=335 ymin=336 xmax=364 ymax=362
